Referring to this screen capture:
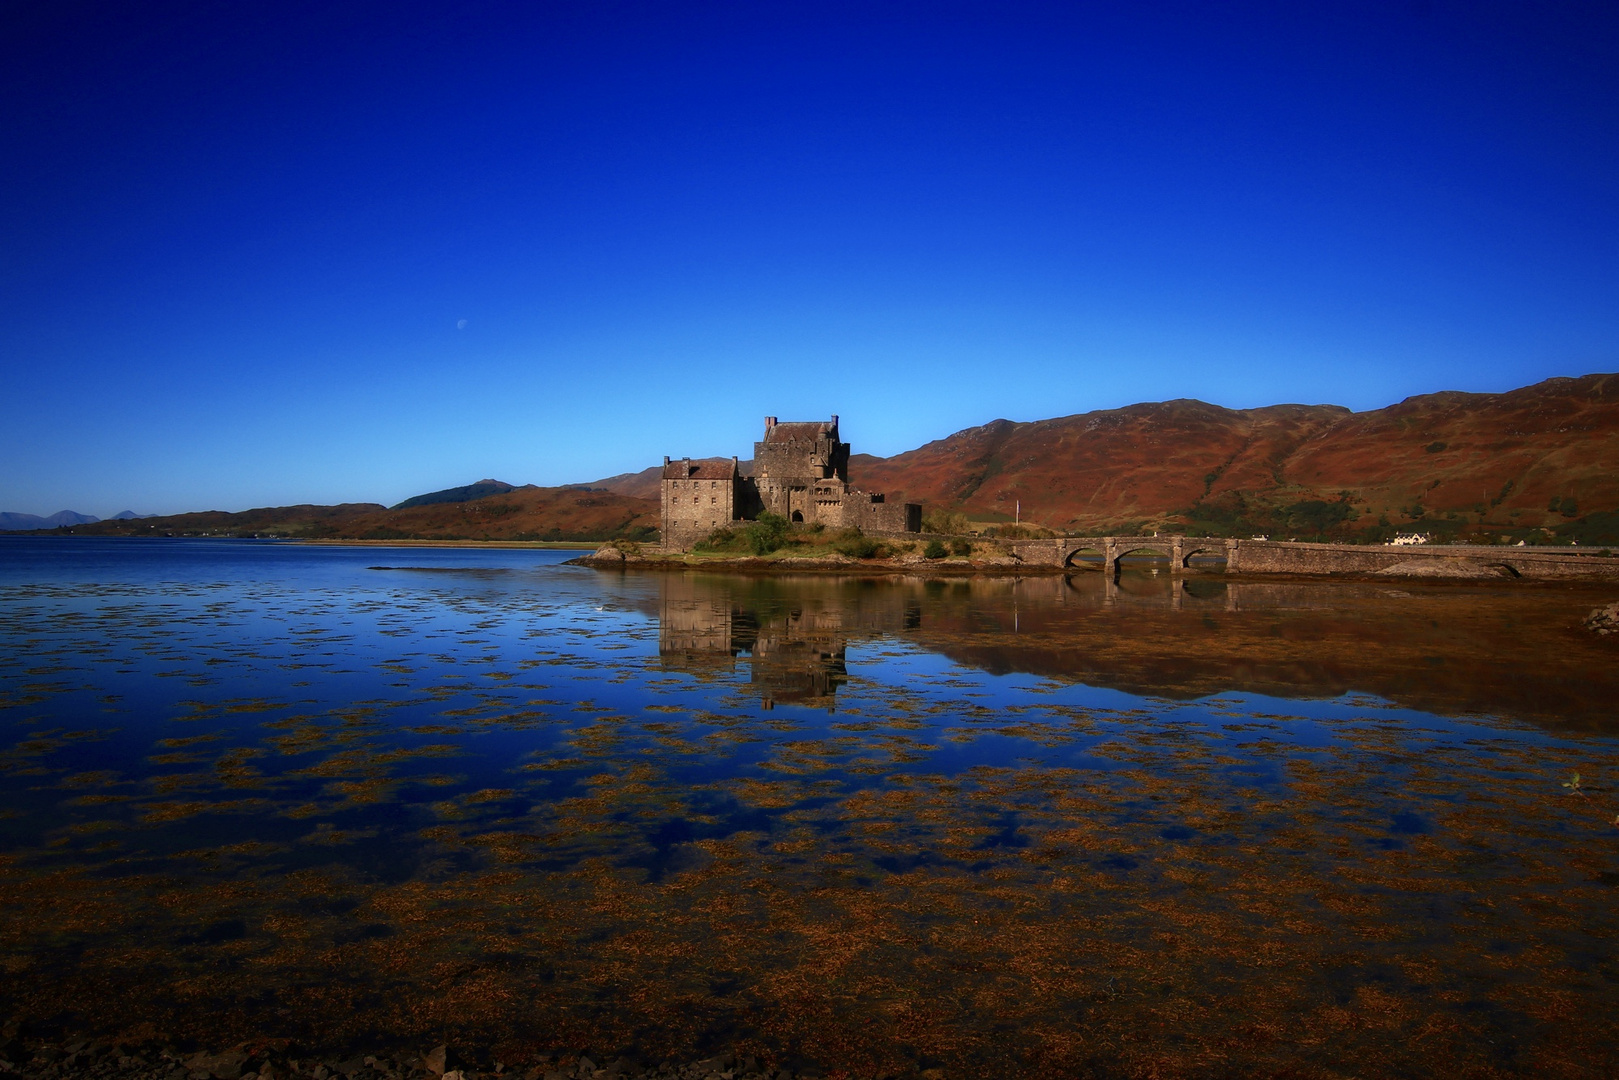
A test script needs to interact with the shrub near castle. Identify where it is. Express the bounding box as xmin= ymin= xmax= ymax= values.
xmin=694 ymin=517 xmax=895 ymax=560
